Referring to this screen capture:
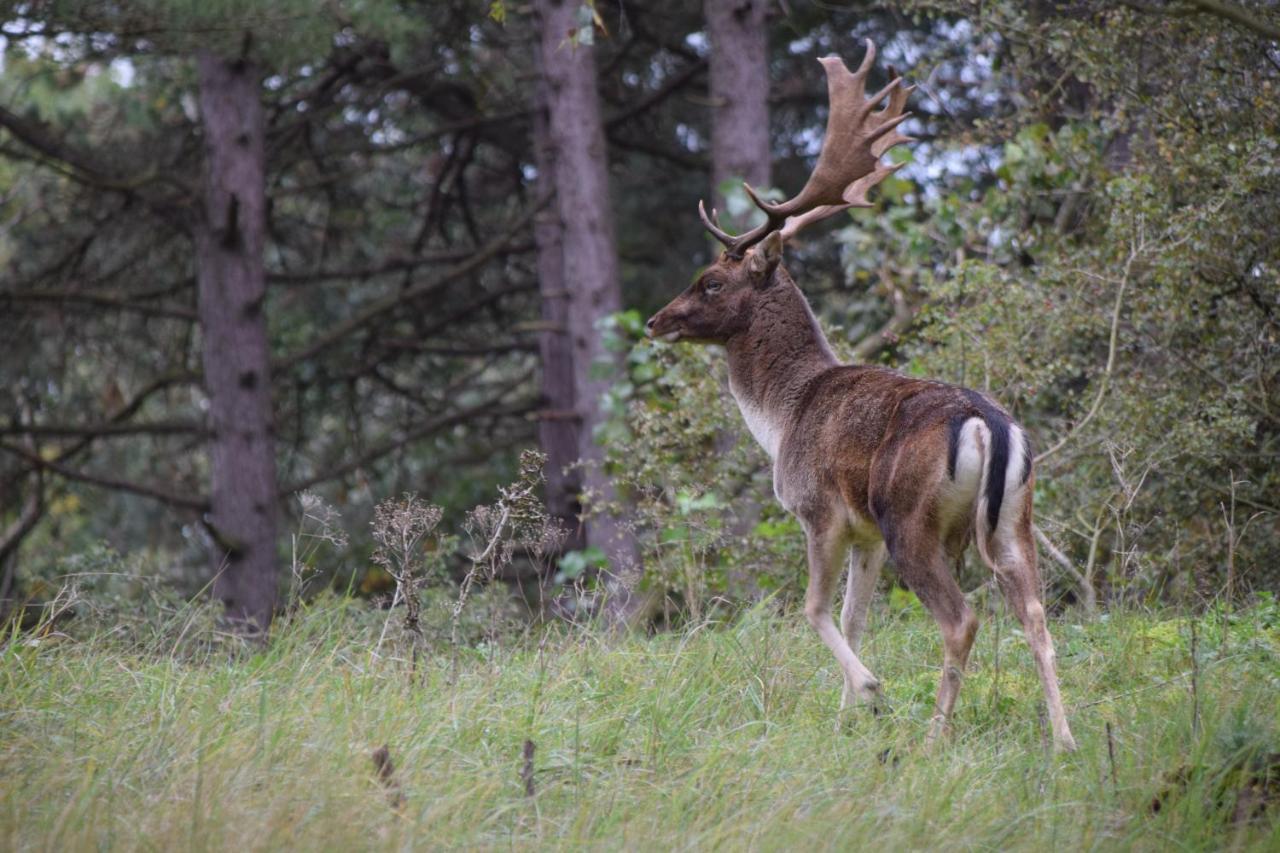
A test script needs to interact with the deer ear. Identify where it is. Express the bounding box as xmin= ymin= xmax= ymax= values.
xmin=746 ymin=232 xmax=784 ymax=284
